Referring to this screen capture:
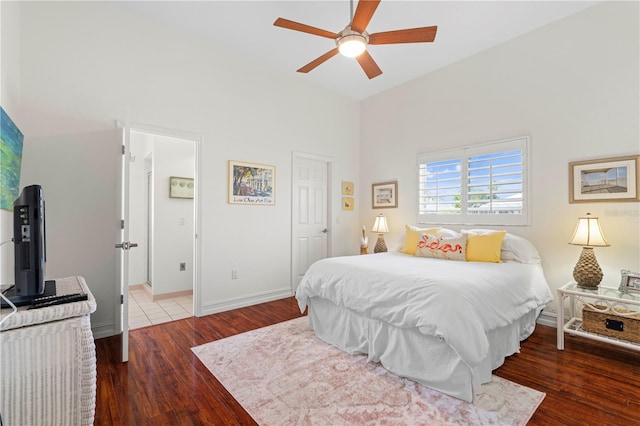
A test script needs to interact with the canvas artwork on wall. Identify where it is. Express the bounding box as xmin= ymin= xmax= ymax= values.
xmin=0 ymin=107 xmax=24 ymax=211
xmin=228 ymin=160 xmax=275 ymax=205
